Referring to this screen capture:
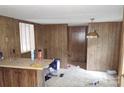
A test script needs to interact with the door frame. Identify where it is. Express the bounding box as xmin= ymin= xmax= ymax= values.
xmin=67 ymin=26 xmax=88 ymax=68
